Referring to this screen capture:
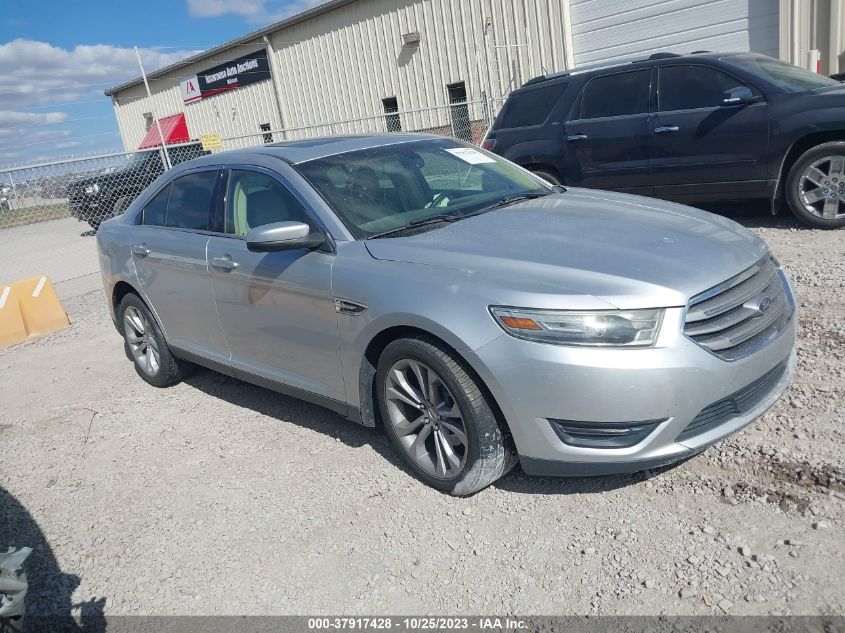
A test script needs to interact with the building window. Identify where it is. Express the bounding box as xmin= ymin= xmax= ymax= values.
xmin=382 ymin=97 xmax=401 ymax=132
xmin=446 ymin=81 xmax=470 ymax=141
xmin=260 ymin=123 xmax=273 ymax=144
